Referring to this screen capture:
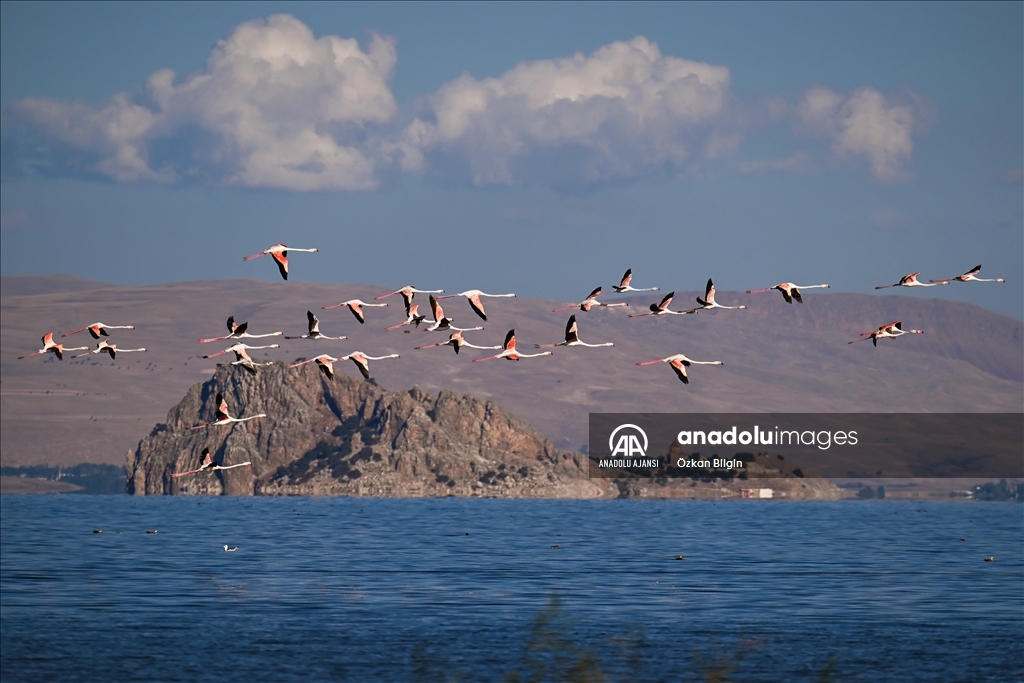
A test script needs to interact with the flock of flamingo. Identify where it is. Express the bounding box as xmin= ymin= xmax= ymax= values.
xmin=17 ymin=243 xmax=1004 ymax=476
